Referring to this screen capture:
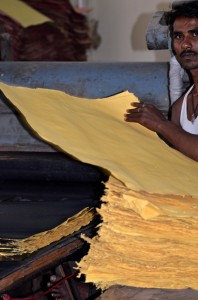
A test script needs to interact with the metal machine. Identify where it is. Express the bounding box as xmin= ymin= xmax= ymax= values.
xmin=0 ymin=61 xmax=170 ymax=294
